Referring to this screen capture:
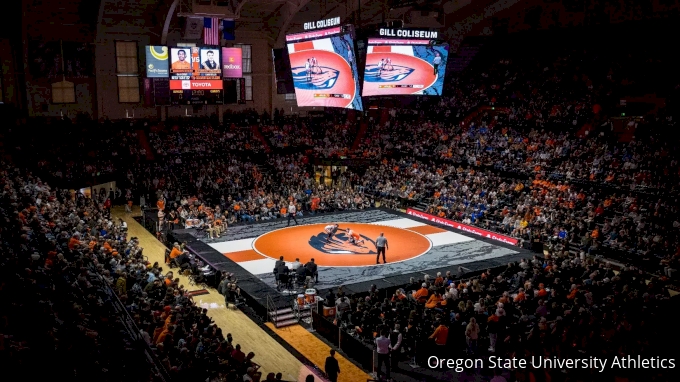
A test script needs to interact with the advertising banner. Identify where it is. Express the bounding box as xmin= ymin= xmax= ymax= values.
xmin=221 ymin=47 xmax=243 ymax=78
xmin=405 ymin=208 xmax=519 ymax=246
xmin=286 ymin=27 xmax=342 ymax=42
xmin=169 ymin=80 xmax=224 ymax=90
xmin=143 ymin=78 xmax=154 ymax=106
xmin=145 ymin=46 xmax=169 ymax=77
